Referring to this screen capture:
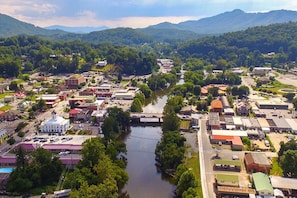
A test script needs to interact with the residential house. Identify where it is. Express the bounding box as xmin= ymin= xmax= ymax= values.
xmin=236 ymin=101 xmax=249 ymax=116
